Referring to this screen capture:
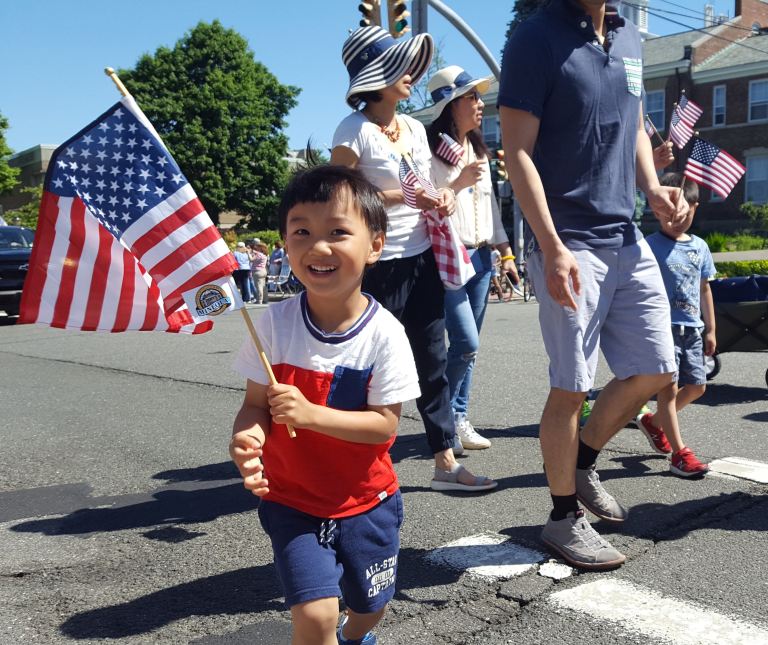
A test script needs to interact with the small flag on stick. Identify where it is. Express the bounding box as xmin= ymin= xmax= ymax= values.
xmin=398 ymin=155 xmax=439 ymax=208
xmin=436 ymin=132 xmax=464 ymax=166
xmin=684 ymin=138 xmax=746 ymax=200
